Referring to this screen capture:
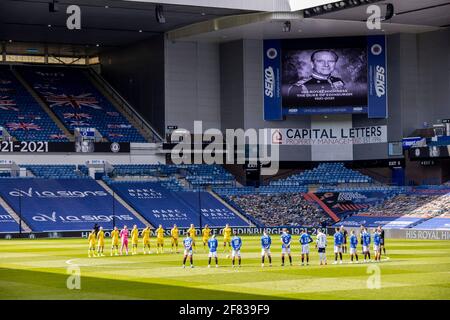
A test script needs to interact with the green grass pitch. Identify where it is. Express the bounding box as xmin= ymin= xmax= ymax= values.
xmin=0 ymin=236 xmax=449 ymax=300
